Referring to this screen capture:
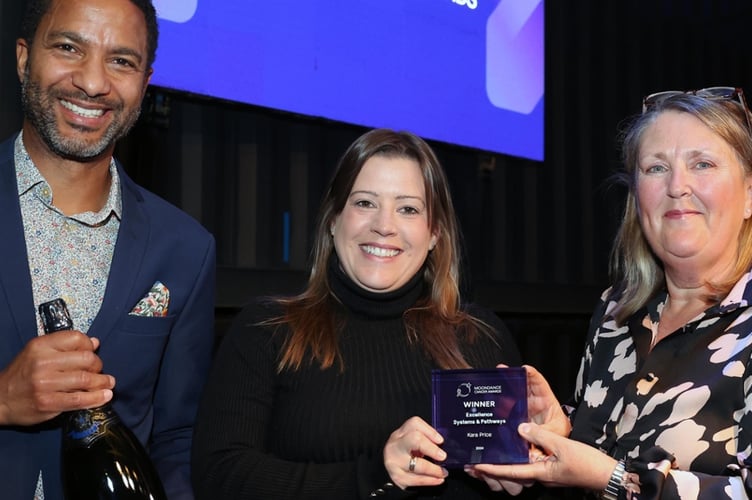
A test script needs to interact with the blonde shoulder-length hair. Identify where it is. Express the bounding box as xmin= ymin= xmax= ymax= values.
xmin=609 ymin=92 xmax=752 ymax=324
